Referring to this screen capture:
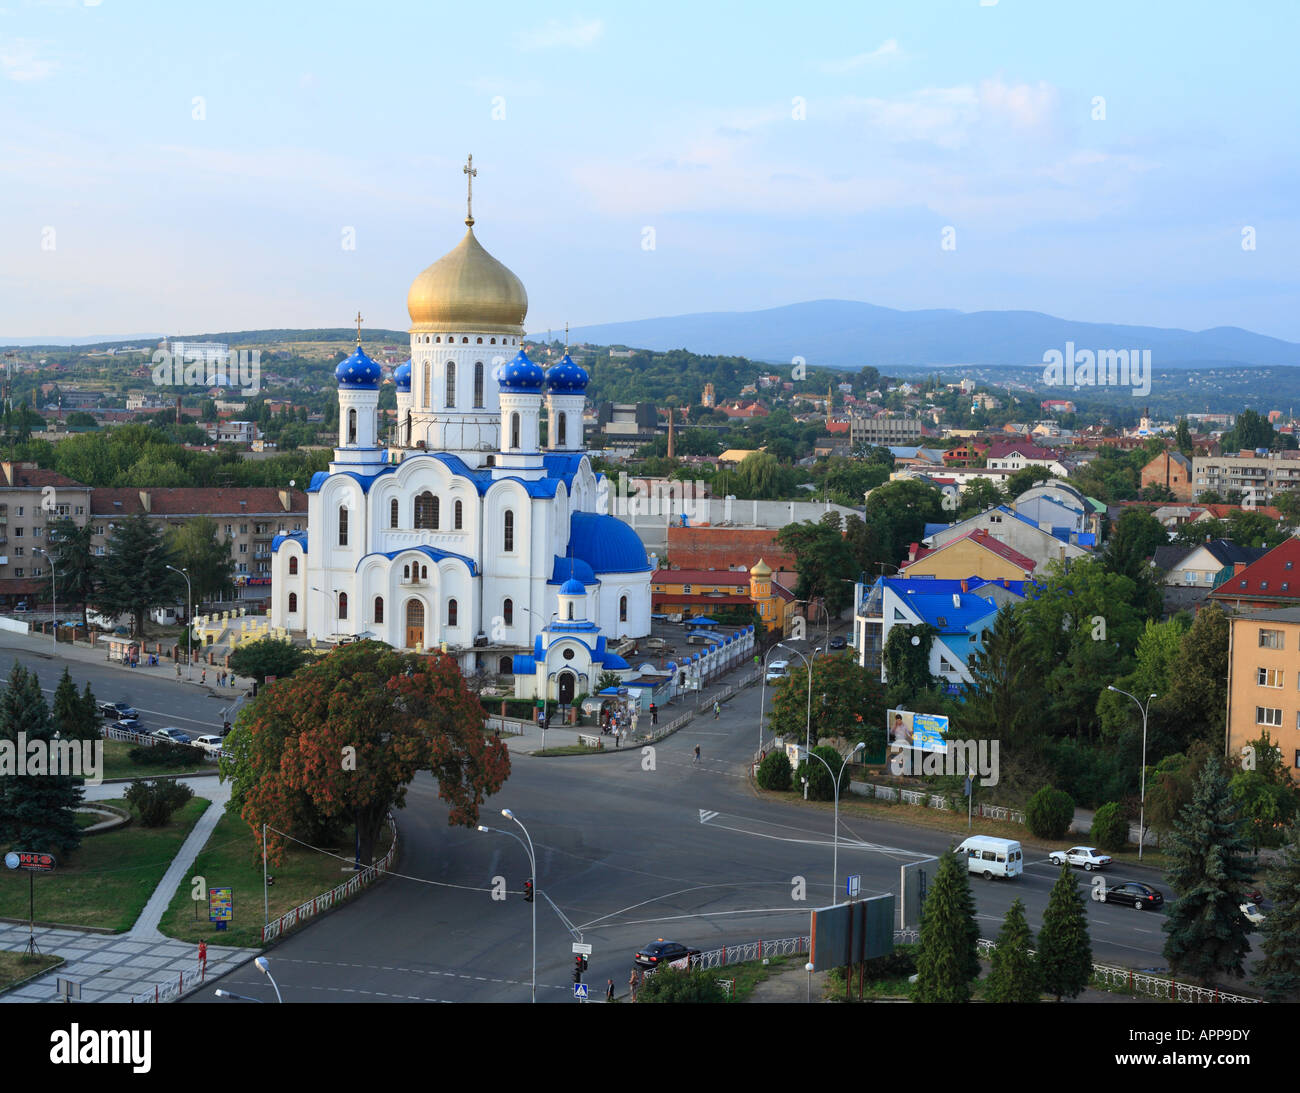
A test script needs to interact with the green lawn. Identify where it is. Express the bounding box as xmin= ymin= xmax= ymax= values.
xmin=99 ymin=739 xmax=217 ymax=781
xmin=0 ymin=951 xmax=64 ymax=994
xmin=719 ymin=954 xmax=794 ymax=1000
xmin=0 ymin=798 xmax=210 ymax=932
xmin=158 ymin=808 xmax=396 ymax=949
xmin=535 ymin=744 xmax=603 ymax=756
